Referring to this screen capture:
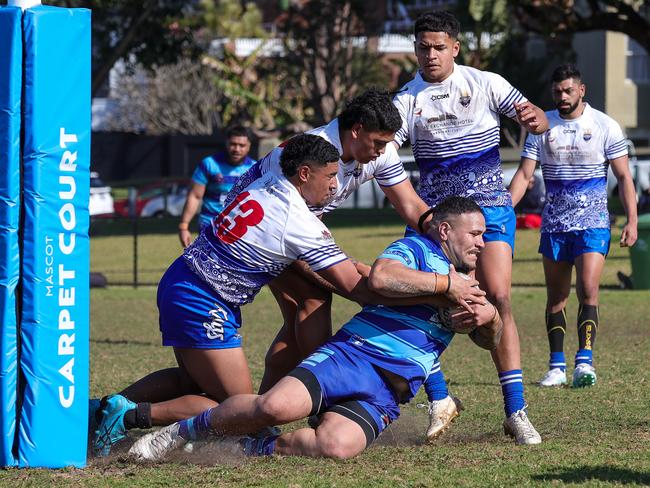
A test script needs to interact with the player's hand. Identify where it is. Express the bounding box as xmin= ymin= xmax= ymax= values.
xmin=514 ymin=101 xmax=546 ymax=134
xmin=355 ymin=261 xmax=372 ymax=278
xmin=449 ymin=301 xmax=497 ymax=331
xmin=179 ymin=229 xmax=192 ymax=248
xmin=445 ymin=264 xmax=487 ymax=313
xmin=620 ymin=222 xmax=638 ymax=247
